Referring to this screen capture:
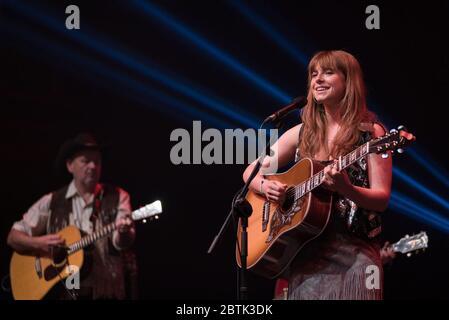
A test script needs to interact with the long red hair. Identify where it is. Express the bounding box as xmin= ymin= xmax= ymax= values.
xmin=298 ymin=50 xmax=377 ymax=159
